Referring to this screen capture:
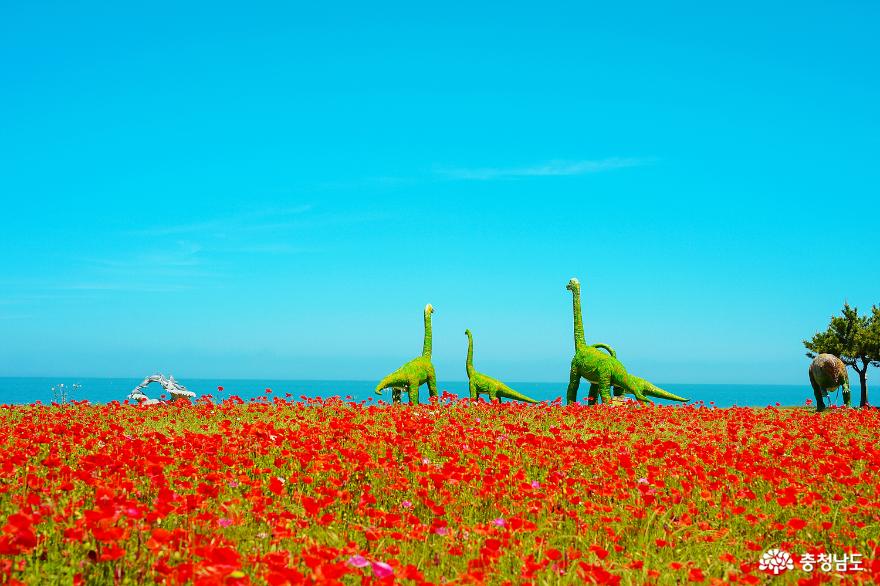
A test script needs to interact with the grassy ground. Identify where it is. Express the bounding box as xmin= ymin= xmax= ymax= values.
xmin=0 ymin=395 xmax=878 ymax=585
